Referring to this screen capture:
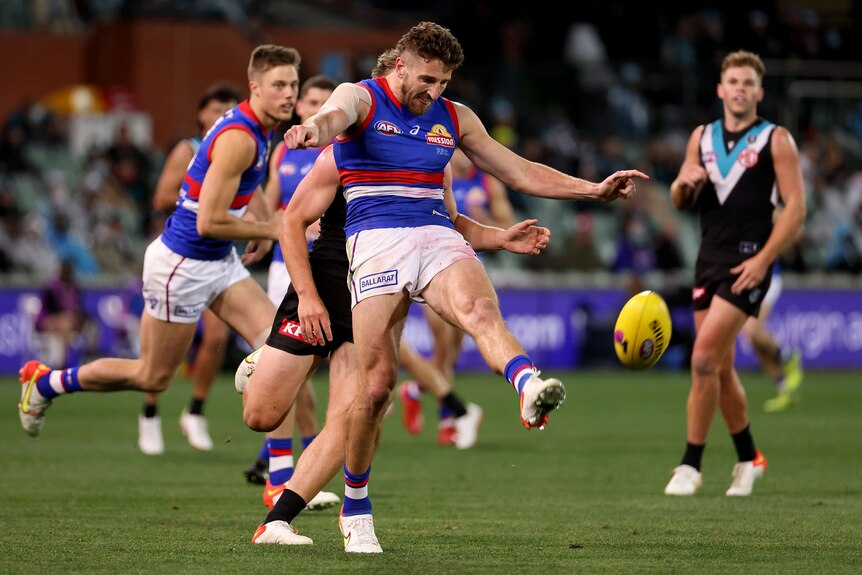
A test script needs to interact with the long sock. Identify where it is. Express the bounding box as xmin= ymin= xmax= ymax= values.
xmin=188 ymin=397 xmax=205 ymax=415
xmin=441 ymin=392 xmax=467 ymax=418
xmin=264 ymin=488 xmax=307 ymax=525
xmin=301 ymin=434 xmax=316 ymax=450
xmin=38 ymin=368 xmax=82 ymax=399
xmin=142 ymin=403 xmax=158 ymax=418
xmin=256 ymin=438 xmax=269 ymax=462
xmin=342 ymin=466 xmax=372 ymax=516
xmin=504 ymin=355 xmax=534 ymax=395
xmin=268 ymin=438 xmax=294 ymax=486
xmin=731 ymin=425 xmax=757 ymax=462
xmin=681 ymin=442 xmax=706 ymax=470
